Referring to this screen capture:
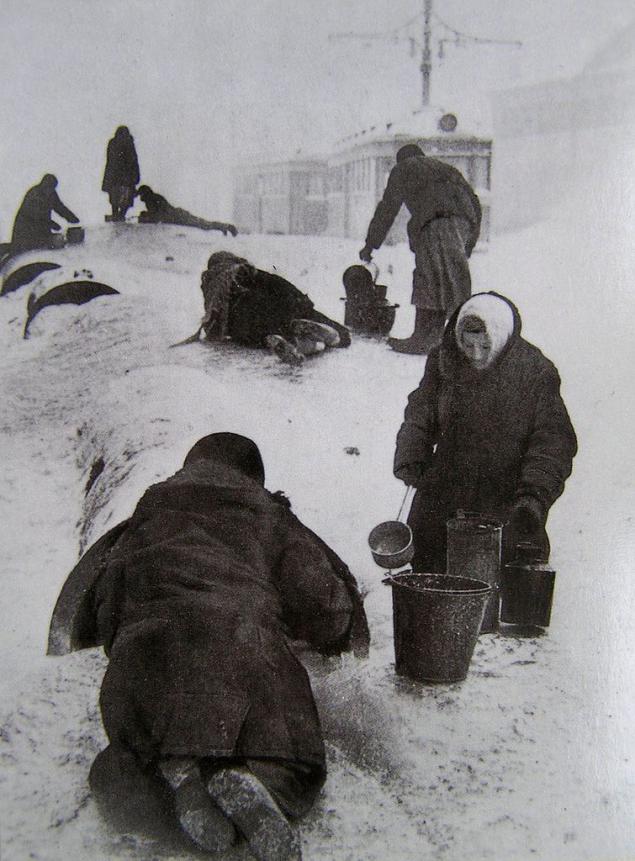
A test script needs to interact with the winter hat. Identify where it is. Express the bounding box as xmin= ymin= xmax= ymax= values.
xmin=455 ymin=294 xmax=515 ymax=364
xmin=396 ymin=143 xmax=424 ymax=163
xmin=183 ymin=433 xmax=265 ymax=485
